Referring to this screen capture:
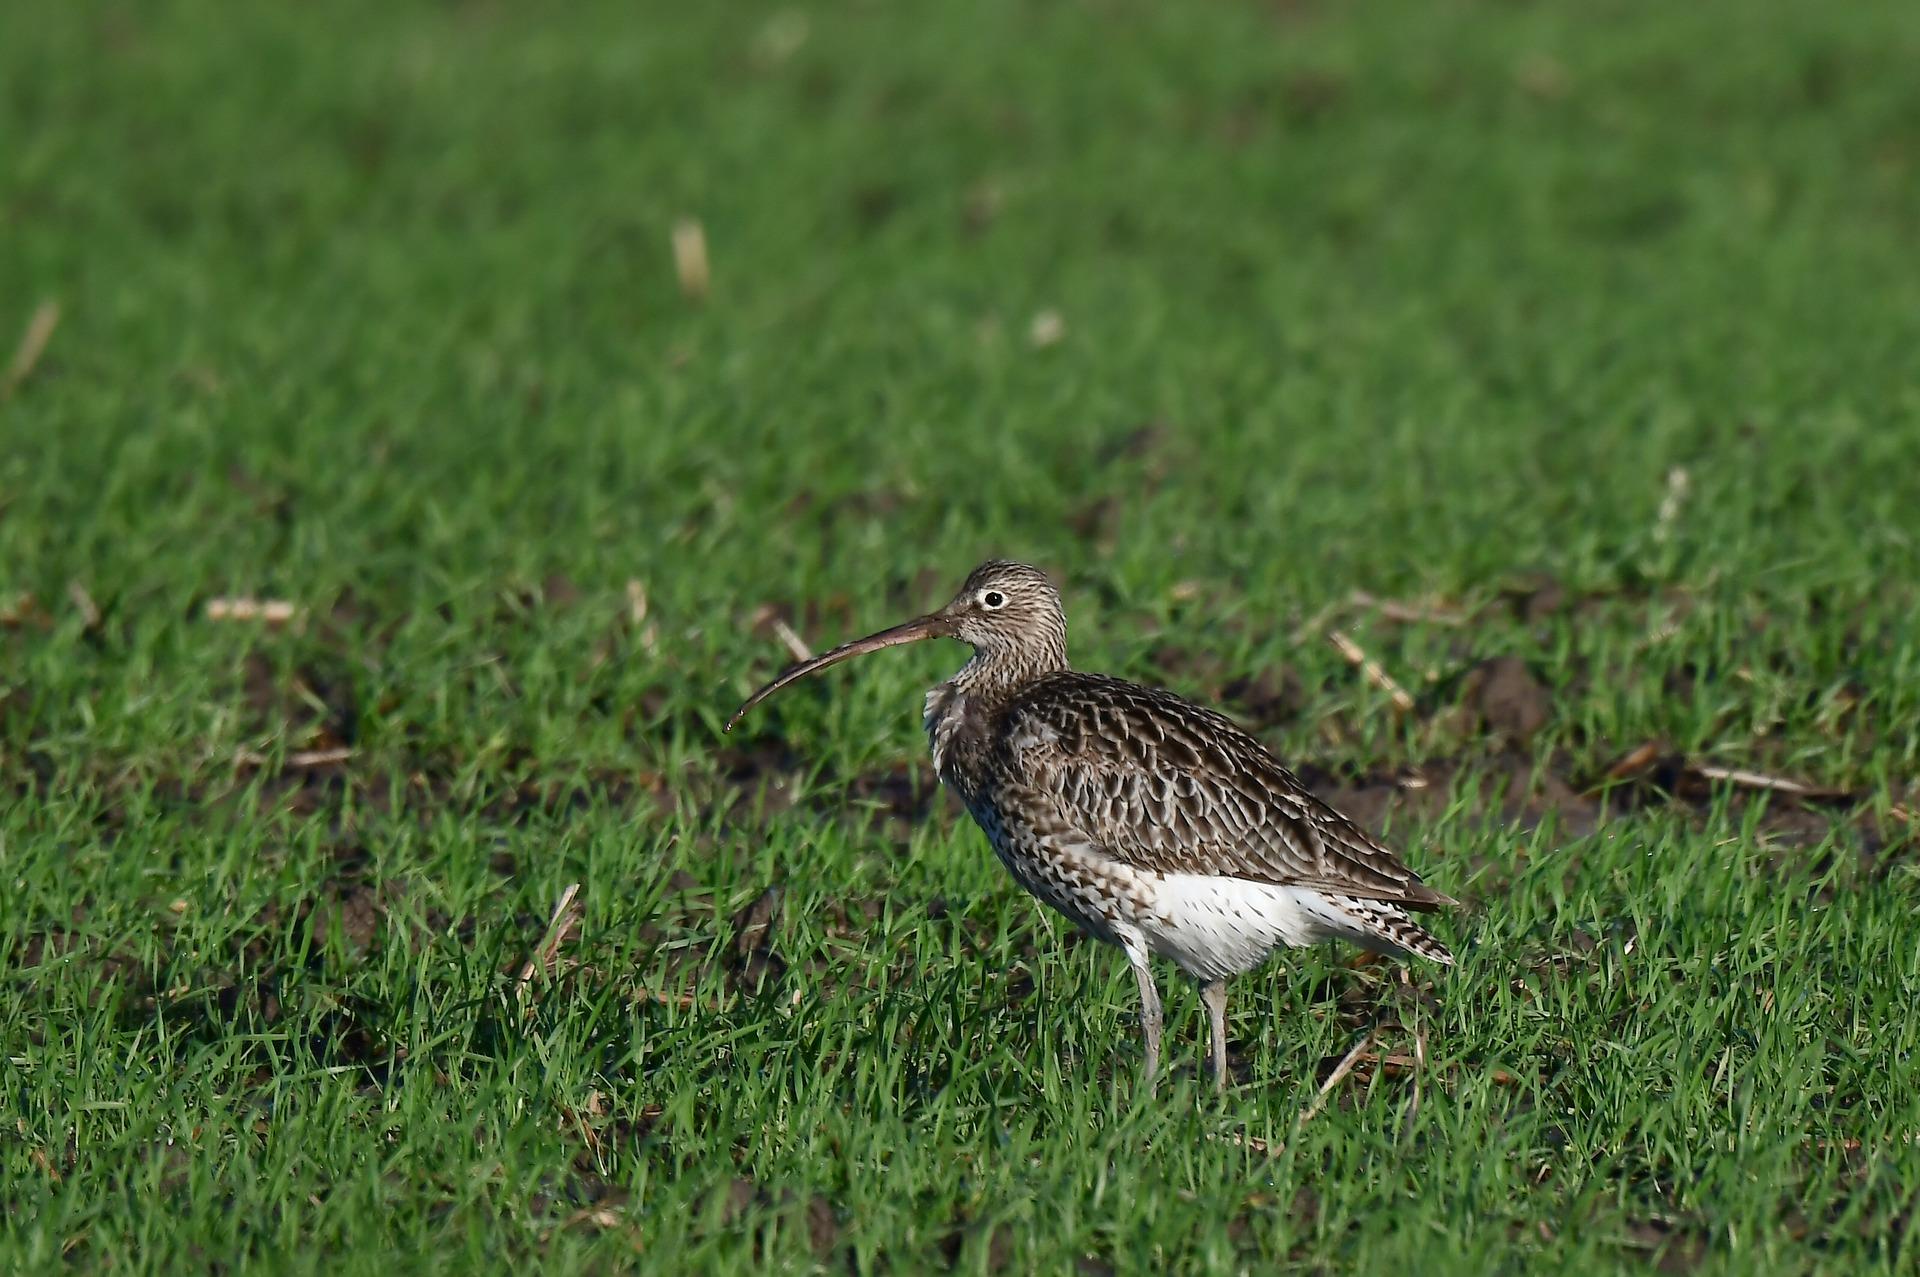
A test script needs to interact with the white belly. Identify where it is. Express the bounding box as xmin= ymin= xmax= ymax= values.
xmin=1138 ymin=874 xmax=1364 ymax=983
